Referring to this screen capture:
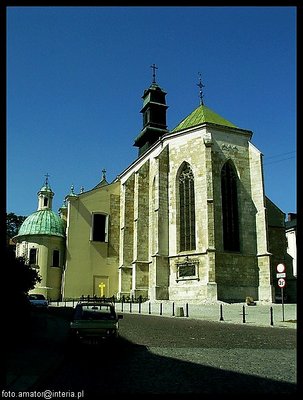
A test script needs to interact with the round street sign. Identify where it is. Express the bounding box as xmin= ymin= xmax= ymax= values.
xmin=277 ymin=263 xmax=285 ymax=273
xmin=277 ymin=278 xmax=286 ymax=288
